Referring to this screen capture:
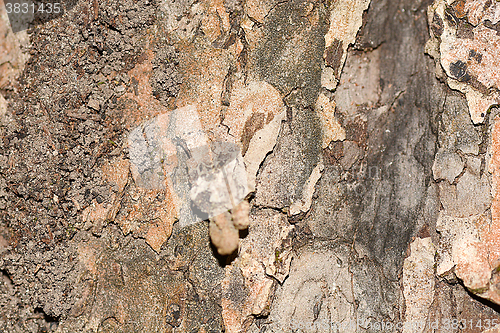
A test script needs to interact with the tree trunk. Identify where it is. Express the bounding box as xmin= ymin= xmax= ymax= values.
xmin=1 ymin=0 xmax=500 ymax=332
